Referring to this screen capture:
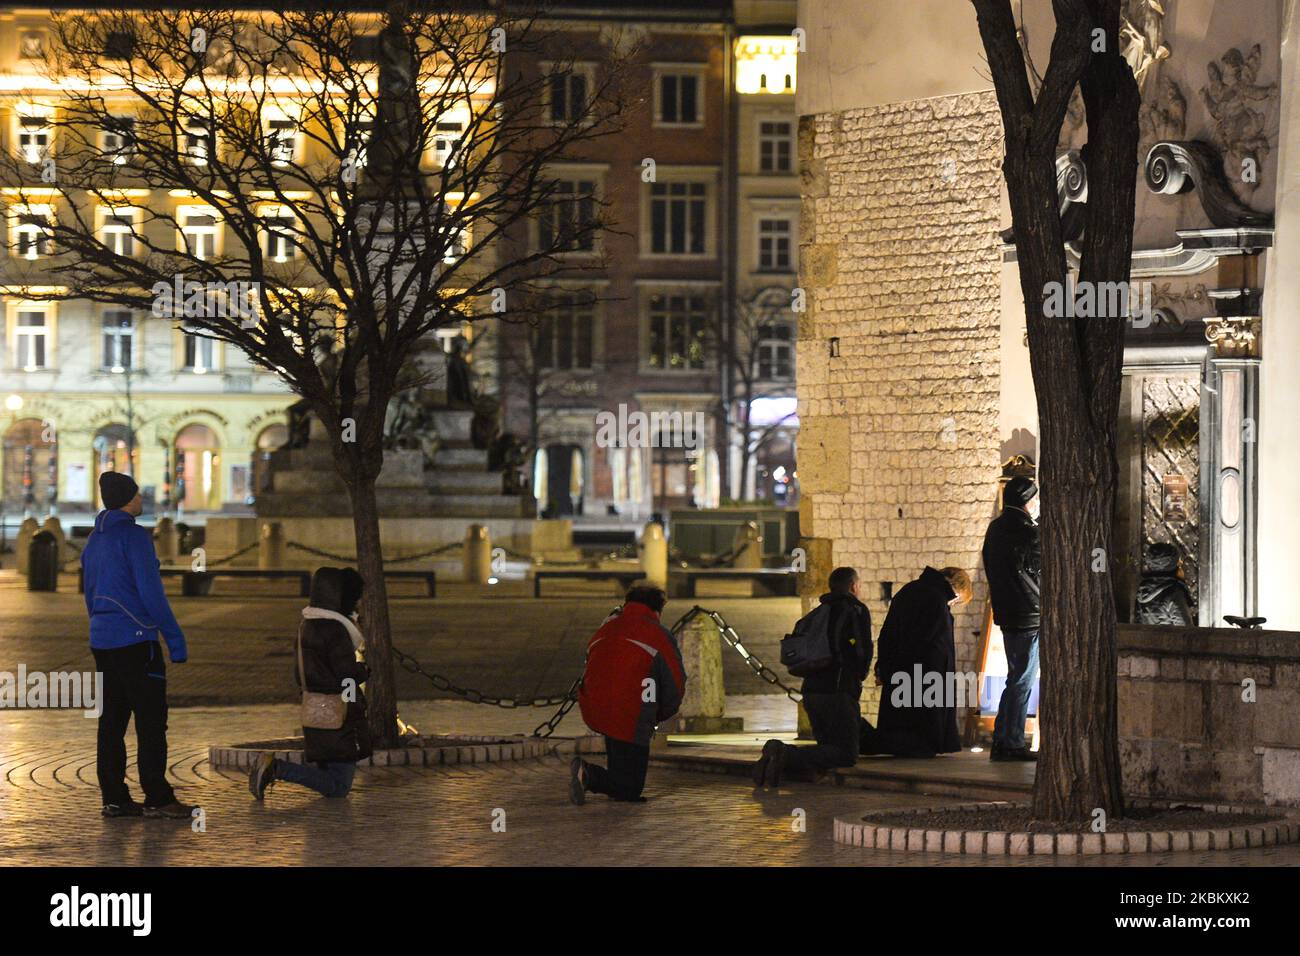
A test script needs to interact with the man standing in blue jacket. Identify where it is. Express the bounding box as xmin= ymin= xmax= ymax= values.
xmin=82 ymin=472 xmax=195 ymax=819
